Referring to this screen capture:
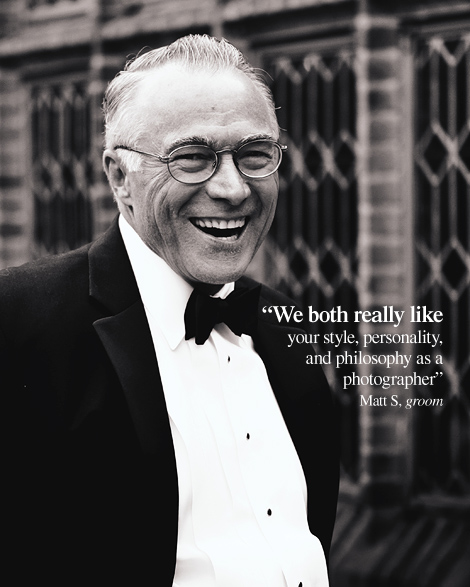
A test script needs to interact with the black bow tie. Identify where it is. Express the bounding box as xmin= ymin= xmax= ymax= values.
xmin=184 ymin=284 xmax=261 ymax=345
